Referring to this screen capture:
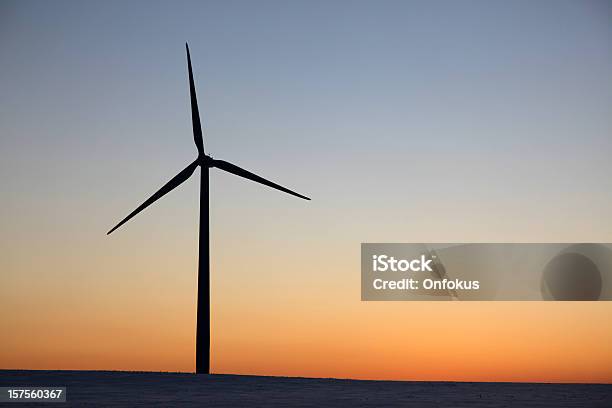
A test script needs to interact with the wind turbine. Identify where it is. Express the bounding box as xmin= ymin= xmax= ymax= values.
xmin=107 ymin=44 xmax=310 ymax=375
